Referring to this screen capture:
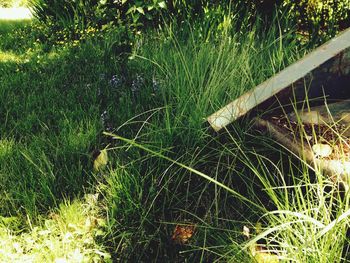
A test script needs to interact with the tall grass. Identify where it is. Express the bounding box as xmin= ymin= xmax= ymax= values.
xmin=129 ymin=15 xmax=303 ymax=144
xmin=0 ymin=20 xmax=114 ymax=220
xmin=93 ymin=15 xmax=326 ymax=261
xmin=103 ymin=112 xmax=350 ymax=261
xmin=234 ymin=134 xmax=350 ymax=262
xmin=2 ymin=7 xmax=348 ymax=262
xmin=0 ymin=18 xmax=116 ymax=261
xmin=98 ymin=13 xmax=349 ymax=261
xmin=103 ymin=101 xmax=348 ymax=260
